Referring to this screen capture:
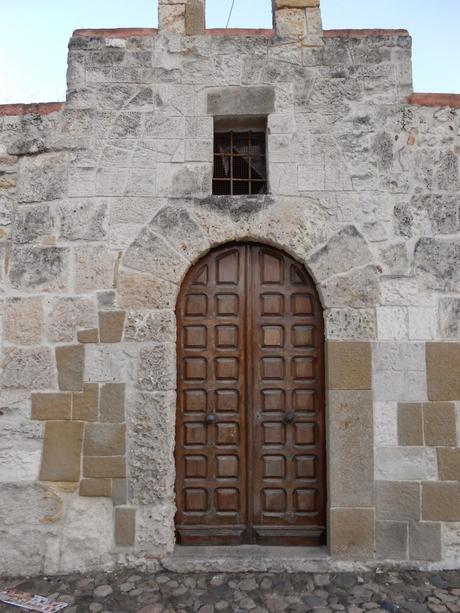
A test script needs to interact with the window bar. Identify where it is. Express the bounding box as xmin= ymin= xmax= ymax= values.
xmin=230 ymin=131 xmax=234 ymax=196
